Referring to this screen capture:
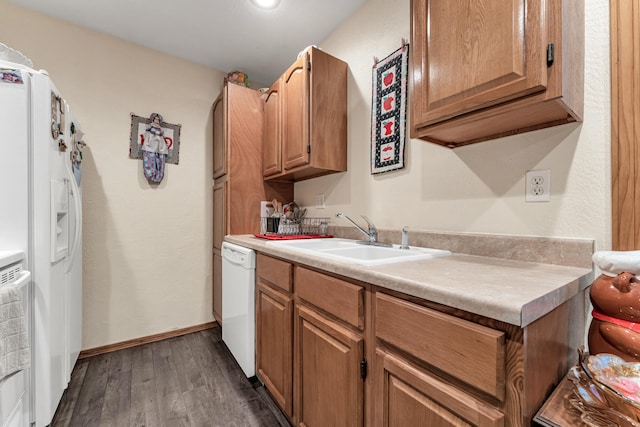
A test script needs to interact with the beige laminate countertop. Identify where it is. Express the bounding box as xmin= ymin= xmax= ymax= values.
xmin=225 ymin=234 xmax=593 ymax=327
